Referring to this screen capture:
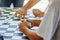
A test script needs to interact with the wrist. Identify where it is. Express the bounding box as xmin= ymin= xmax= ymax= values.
xmin=22 ymin=26 xmax=30 ymax=34
xmin=22 ymin=6 xmax=28 ymax=10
